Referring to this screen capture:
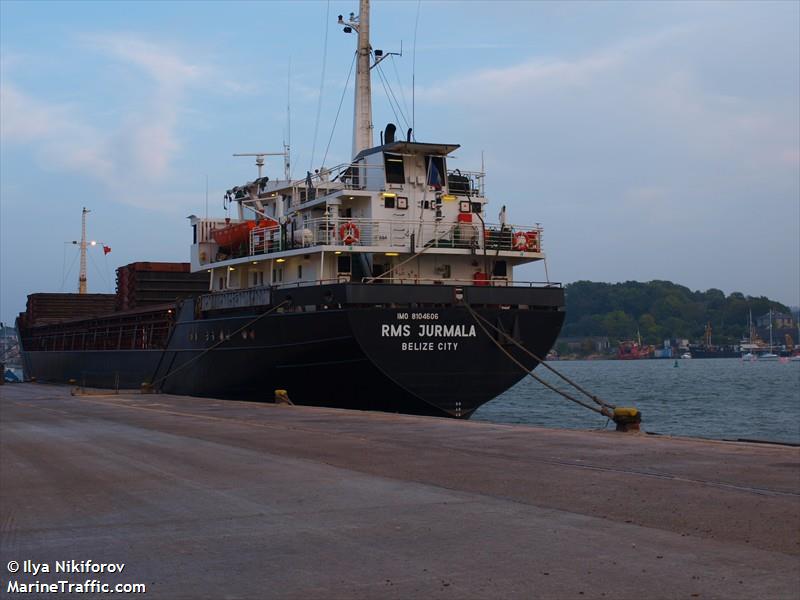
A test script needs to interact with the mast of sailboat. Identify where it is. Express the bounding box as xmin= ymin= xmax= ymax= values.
xmin=78 ymin=207 xmax=90 ymax=294
xmin=769 ymin=308 xmax=774 ymax=350
xmin=339 ymin=0 xmax=373 ymax=158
